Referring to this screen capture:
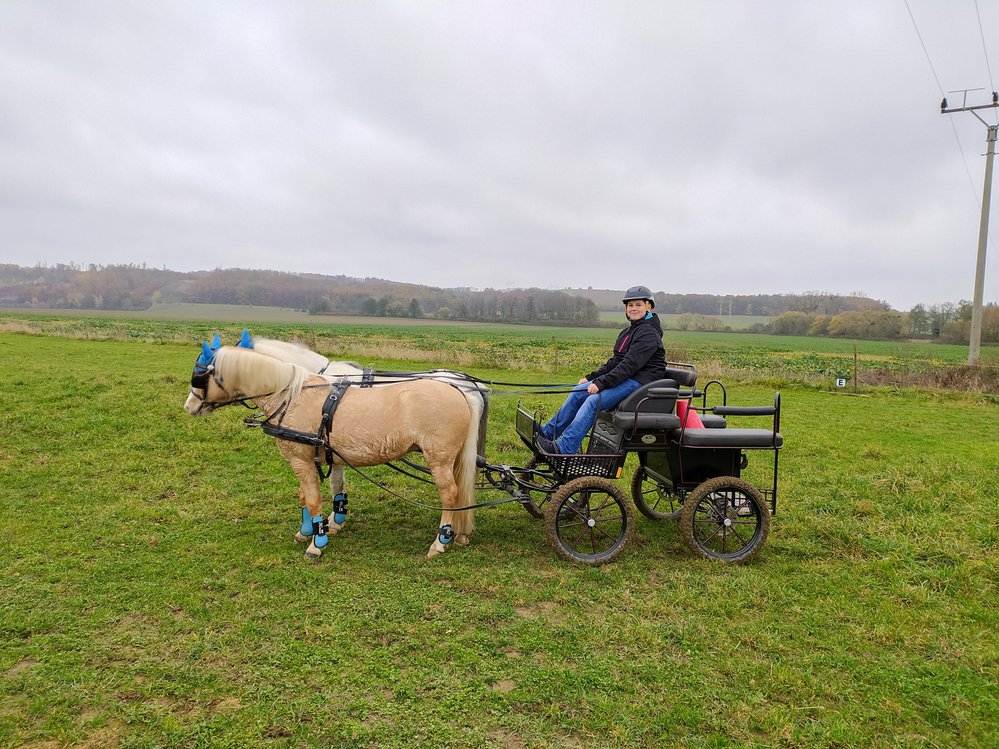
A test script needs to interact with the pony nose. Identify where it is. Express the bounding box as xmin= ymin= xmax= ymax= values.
xmin=184 ymin=392 xmax=204 ymax=414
